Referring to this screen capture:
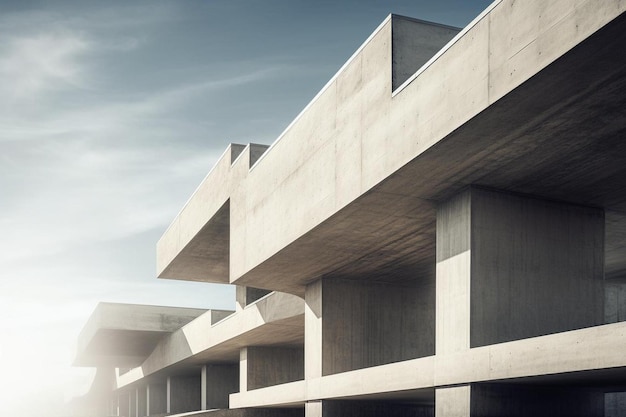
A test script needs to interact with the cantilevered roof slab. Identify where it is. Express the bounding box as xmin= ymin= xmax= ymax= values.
xmin=158 ymin=1 xmax=626 ymax=296
xmin=74 ymin=303 xmax=210 ymax=367
xmin=116 ymin=291 xmax=304 ymax=388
